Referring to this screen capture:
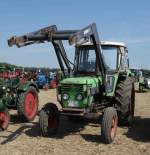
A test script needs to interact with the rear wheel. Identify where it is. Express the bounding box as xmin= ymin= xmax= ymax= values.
xmin=115 ymin=78 xmax=135 ymax=125
xmin=0 ymin=109 xmax=10 ymax=131
xmin=18 ymin=86 xmax=38 ymax=121
xmin=39 ymin=103 xmax=59 ymax=137
xmin=127 ymin=84 xmax=135 ymax=125
xmin=101 ymin=107 xmax=118 ymax=144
